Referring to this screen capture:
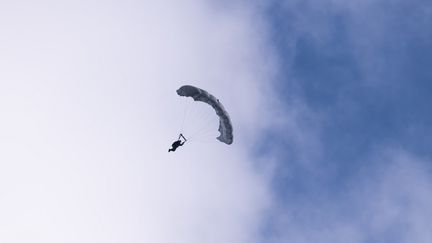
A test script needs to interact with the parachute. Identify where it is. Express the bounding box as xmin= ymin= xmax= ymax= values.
xmin=177 ymin=85 xmax=233 ymax=145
